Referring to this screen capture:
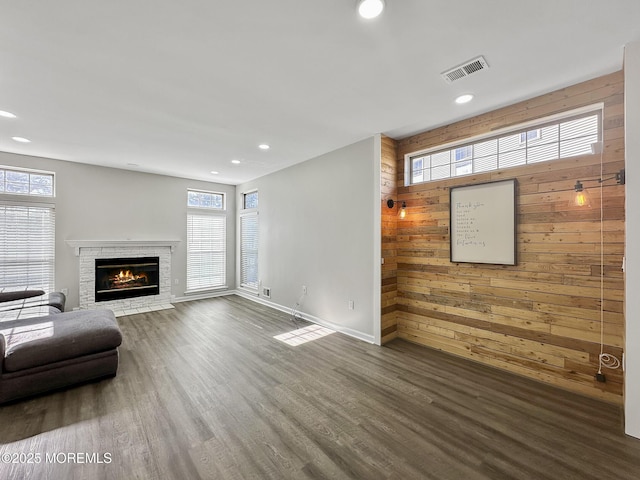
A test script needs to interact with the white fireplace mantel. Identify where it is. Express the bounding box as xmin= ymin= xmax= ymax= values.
xmin=66 ymin=239 xmax=181 ymax=256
